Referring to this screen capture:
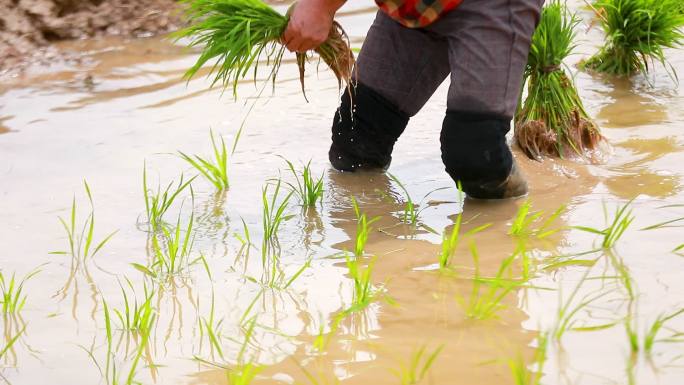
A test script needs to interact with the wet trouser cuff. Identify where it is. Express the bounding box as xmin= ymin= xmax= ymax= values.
xmin=329 ymin=82 xmax=409 ymax=172
xmin=440 ymin=110 xmax=515 ymax=197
